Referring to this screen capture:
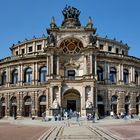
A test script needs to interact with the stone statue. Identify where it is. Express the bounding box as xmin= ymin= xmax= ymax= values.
xmin=62 ymin=5 xmax=81 ymax=20
xmin=86 ymin=100 xmax=92 ymax=109
xmin=89 ymin=34 xmax=97 ymax=45
xmin=52 ymin=99 xmax=59 ymax=109
xmin=47 ymin=33 xmax=55 ymax=46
